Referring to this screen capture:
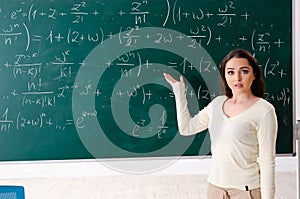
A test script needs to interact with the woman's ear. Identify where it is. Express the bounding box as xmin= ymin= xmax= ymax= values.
xmin=253 ymin=73 xmax=257 ymax=80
